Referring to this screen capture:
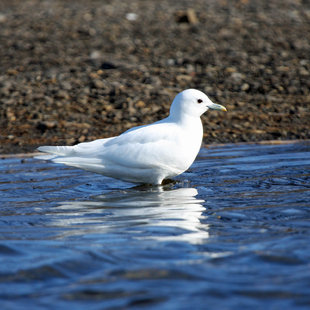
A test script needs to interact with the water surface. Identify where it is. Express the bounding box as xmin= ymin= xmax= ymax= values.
xmin=1 ymin=142 xmax=310 ymax=309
